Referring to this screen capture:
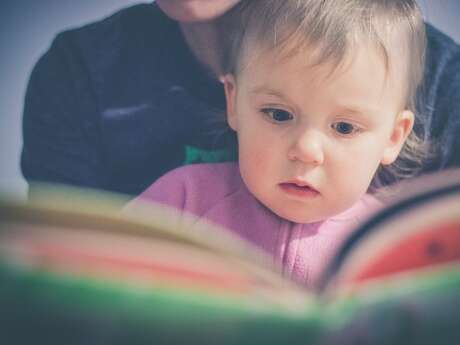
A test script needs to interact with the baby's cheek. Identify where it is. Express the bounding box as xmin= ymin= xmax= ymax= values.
xmin=240 ymin=145 xmax=271 ymax=174
xmin=333 ymin=172 xmax=371 ymax=208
